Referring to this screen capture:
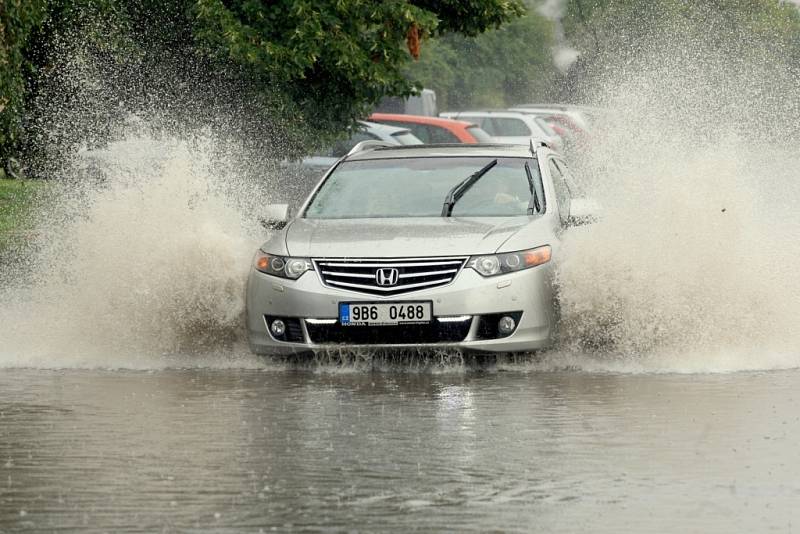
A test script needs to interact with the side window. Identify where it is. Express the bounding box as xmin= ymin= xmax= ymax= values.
xmin=407 ymin=124 xmax=430 ymax=143
xmin=554 ymin=158 xmax=584 ymax=197
xmin=466 ymin=125 xmax=493 ymax=142
xmin=428 ymin=125 xmax=461 ymax=143
xmin=466 ymin=117 xmax=494 ymax=135
xmin=548 ymin=159 xmax=571 ymax=225
xmin=372 ymin=121 xmax=430 ymax=143
xmin=491 ymin=118 xmax=532 ymax=136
